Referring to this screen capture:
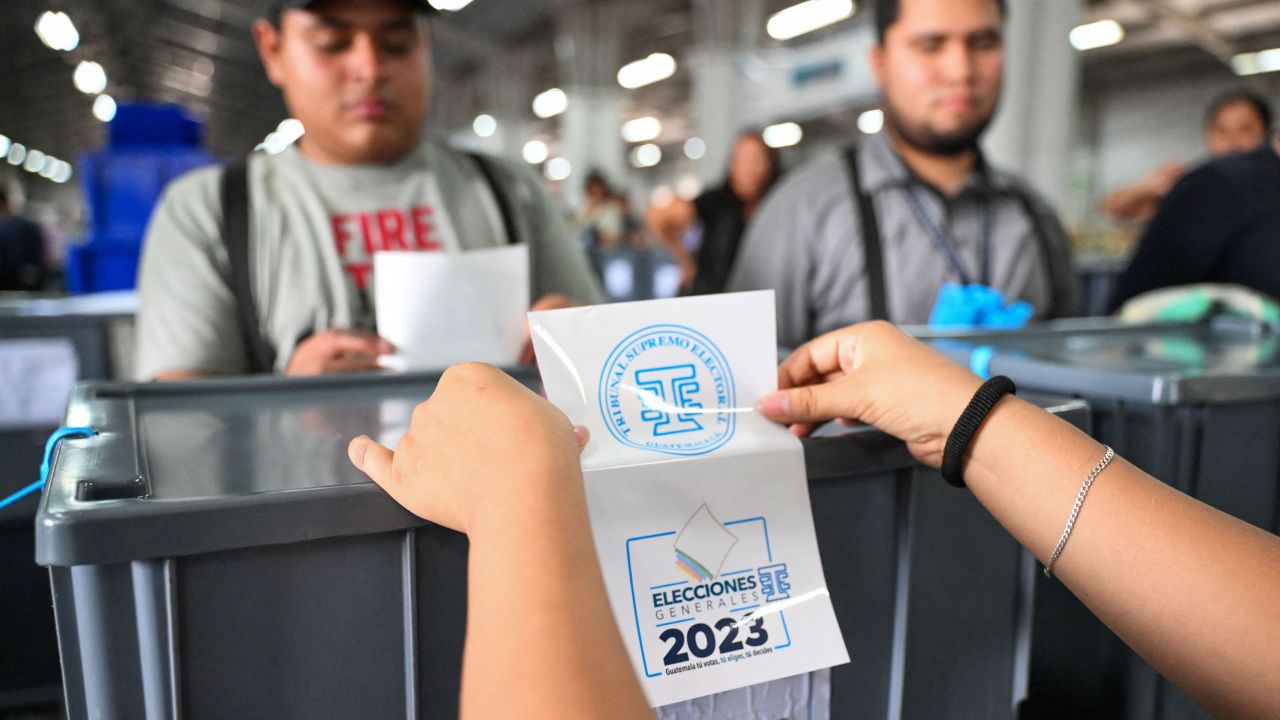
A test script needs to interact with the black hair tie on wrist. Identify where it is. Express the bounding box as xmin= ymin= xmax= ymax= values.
xmin=941 ymin=375 xmax=1017 ymax=488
